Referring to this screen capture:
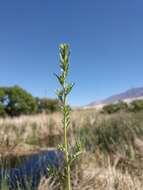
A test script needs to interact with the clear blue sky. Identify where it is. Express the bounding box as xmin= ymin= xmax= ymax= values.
xmin=0 ymin=0 xmax=143 ymax=106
